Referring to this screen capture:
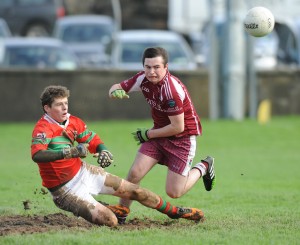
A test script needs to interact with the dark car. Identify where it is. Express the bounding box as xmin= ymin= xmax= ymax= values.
xmin=0 ymin=0 xmax=66 ymax=37
xmin=53 ymin=15 xmax=117 ymax=68
xmin=0 ymin=37 xmax=79 ymax=69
